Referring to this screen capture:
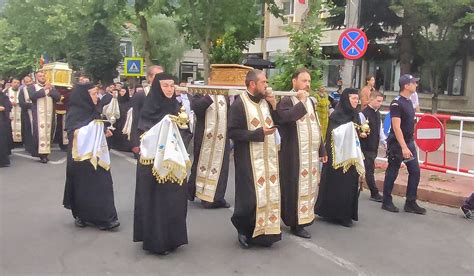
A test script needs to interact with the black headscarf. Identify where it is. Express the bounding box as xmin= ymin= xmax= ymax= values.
xmin=329 ymin=88 xmax=360 ymax=127
xmin=65 ymin=83 xmax=100 ymax=132
xmin=138 ymin=73 xmax=179 ymax=131
xmin=118 ymin=87 xmax=130 ymax=104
